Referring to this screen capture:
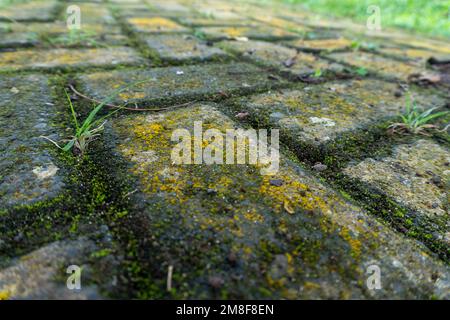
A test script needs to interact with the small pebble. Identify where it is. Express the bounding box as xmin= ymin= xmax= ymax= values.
xmin=269 ymin=179 xmax=284 ymax=187
xmin=312 ymin=163 xmax=328 ymax=172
